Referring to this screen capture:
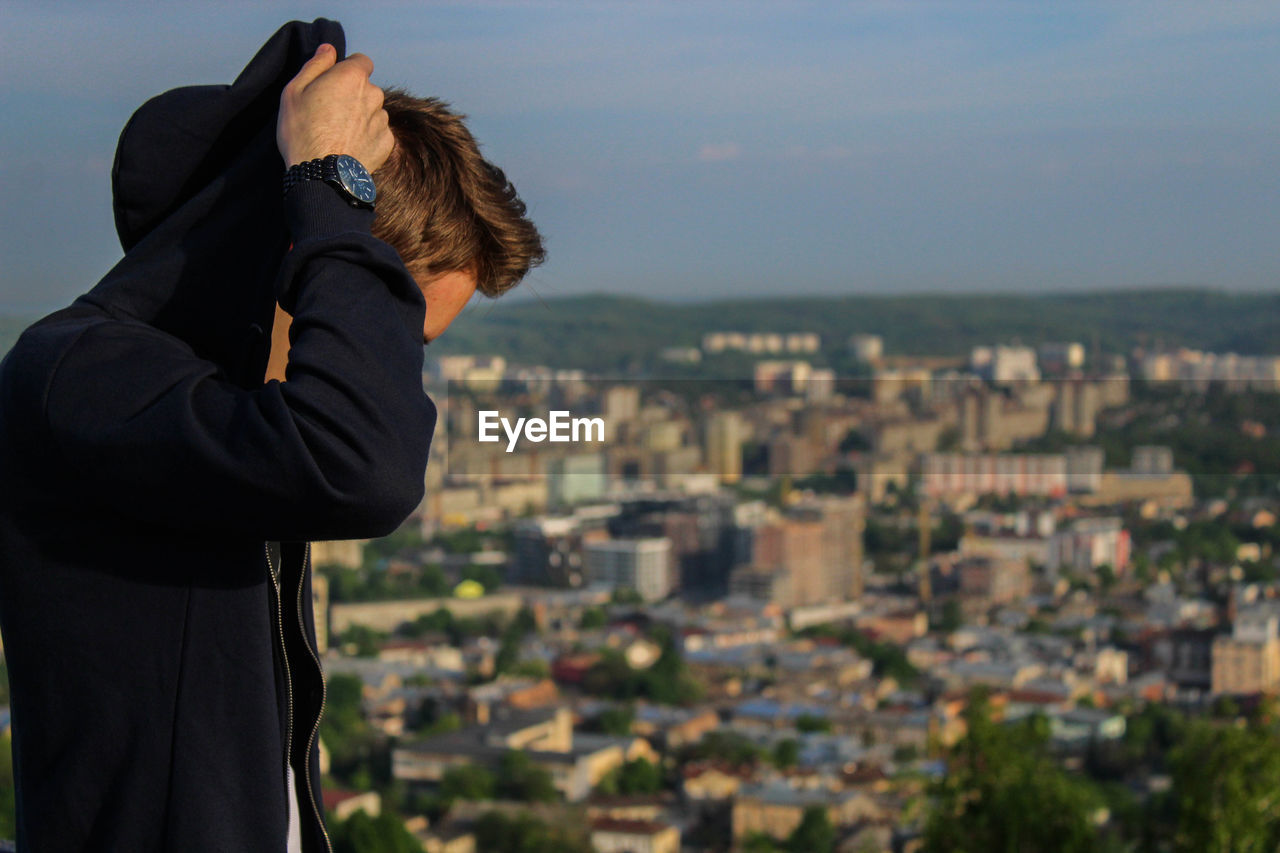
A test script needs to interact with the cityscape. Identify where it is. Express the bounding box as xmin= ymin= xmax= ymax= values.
xmin=4 ymin=4 xmax=1280 ymax=852
xmin=2 ymin=320 xmax=1259 ymax=852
